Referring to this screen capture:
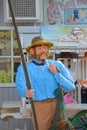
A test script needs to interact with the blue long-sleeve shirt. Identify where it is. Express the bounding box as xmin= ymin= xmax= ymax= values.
xmin=16 ymin=59 xmax=75 ymax=101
